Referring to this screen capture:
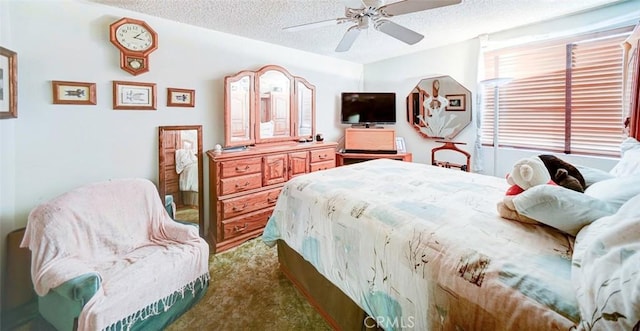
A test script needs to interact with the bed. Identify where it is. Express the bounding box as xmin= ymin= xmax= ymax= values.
xmin=263 ymin=156 xmax=640 ymax=330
